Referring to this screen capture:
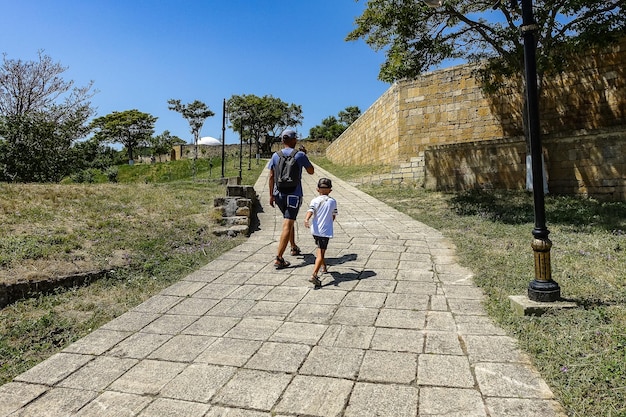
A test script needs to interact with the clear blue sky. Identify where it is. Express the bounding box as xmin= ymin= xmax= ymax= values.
xmin=0 ymin=1 xmax=391 ymax=145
